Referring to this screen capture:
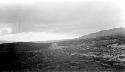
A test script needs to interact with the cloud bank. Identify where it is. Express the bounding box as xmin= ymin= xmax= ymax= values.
xmin=0 ymin=32 xmax=78 ymax=42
